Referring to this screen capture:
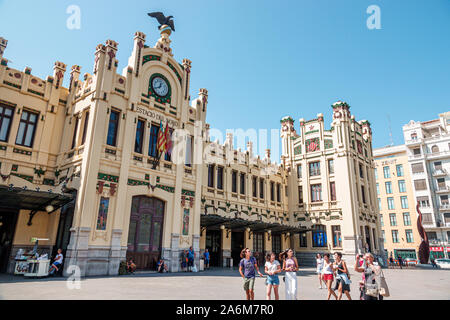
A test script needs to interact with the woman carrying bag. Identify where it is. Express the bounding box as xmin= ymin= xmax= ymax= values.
xmin=354 ymin=253 xmax=389 ymax=300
